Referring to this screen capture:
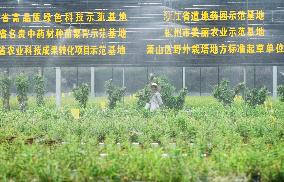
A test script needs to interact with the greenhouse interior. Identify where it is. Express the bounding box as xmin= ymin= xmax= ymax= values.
xmin=0 ymin=0 xmax=284 ymax=181
xmin=1 ymin=66 xmax=284 ymax=97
